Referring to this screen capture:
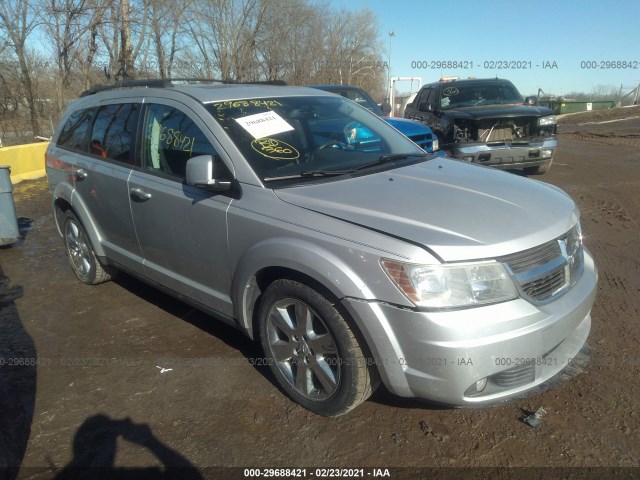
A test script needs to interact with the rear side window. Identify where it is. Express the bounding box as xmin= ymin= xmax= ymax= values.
xmin=424 ymin=88 xmax=436 ymax=106
xmin=57 ymin=108 xmax=95 ymax=152
xmin=90 ymin=103 xmax=139 ymax=164
xmin=413 ymin=89 xmax=426 ymax=107
xmin=141 ymin=104 xmax=217 ymax=179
